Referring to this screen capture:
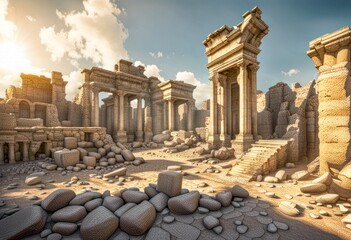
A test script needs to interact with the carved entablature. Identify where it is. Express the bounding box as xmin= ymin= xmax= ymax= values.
xmin=158 ymin=80 xmax=196 ymax=102
xmin=203 ymin=6 xmax=268 ymax=77
xmin=307 ymin=26 xmax=351 ymax=69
